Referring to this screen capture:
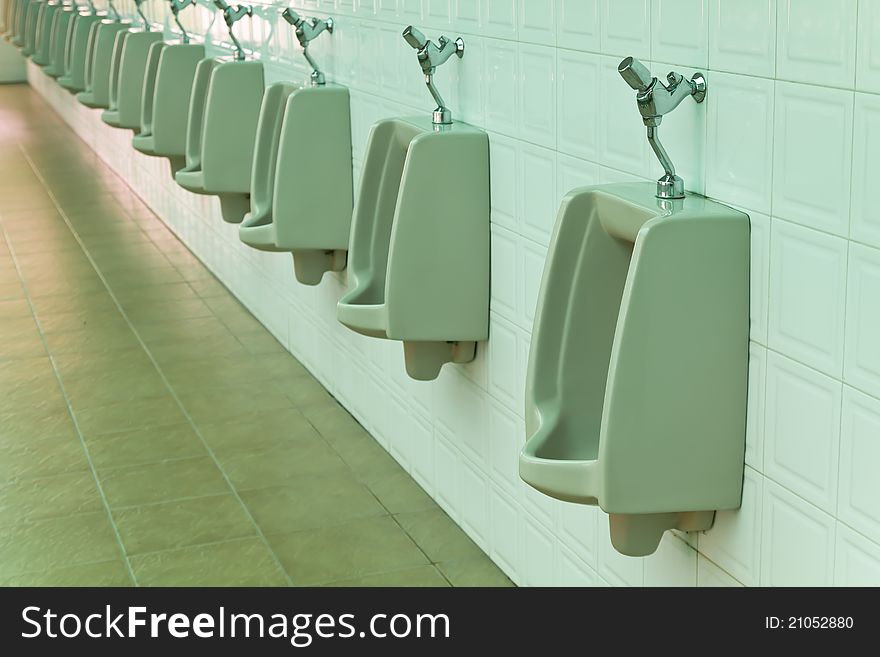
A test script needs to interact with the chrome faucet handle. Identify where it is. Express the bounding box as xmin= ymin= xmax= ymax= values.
xmin=281 ymin=8 xmax=333 ymax=85
xmin=402 ymin=25 xmax=464 ymax=126
xmin=213 ymin=1 xmax=253 ymax=61
xmin=402 ymin=25 xmax=427 ymax=50
xmin=618 ymin=56 xmax=654 ymax=93
xmin=169 ymin=0 xmax=195 ymax=43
